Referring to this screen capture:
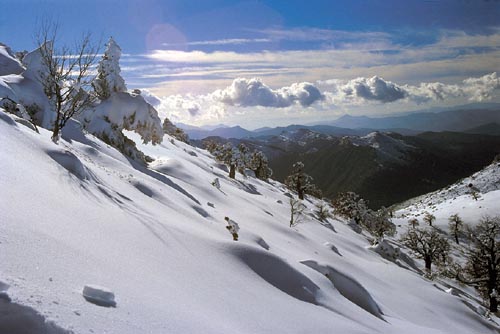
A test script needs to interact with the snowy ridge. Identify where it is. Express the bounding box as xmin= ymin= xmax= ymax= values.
xmin=395 ymin=161 xmax=500 ymax=229
xmin=350 ymin=131 xmax=415 ymax=163
xmin=1 ymin=109 xmax=499 ymax=333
